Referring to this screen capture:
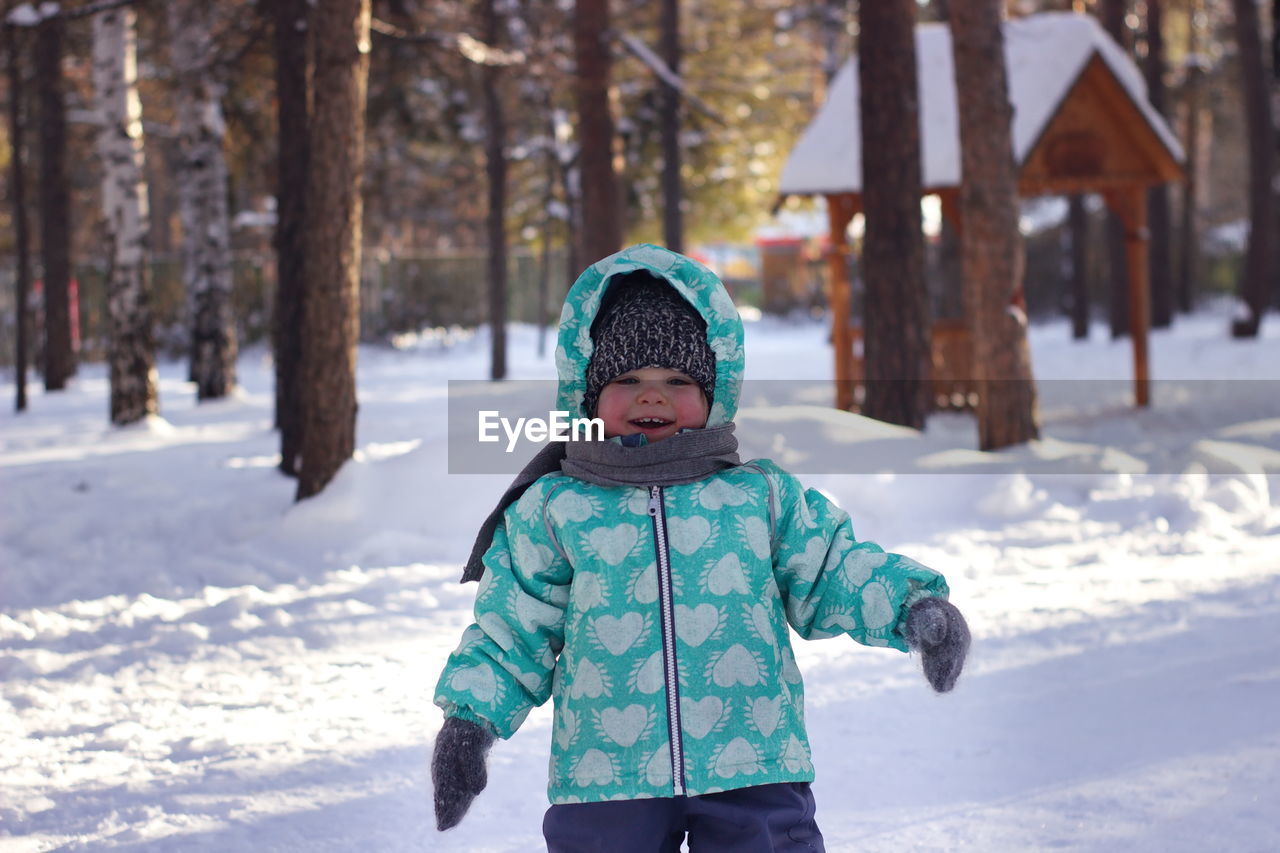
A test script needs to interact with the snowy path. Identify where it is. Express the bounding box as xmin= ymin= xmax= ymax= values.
xmin=3 ymin=312 xmax=1279 ymax=851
